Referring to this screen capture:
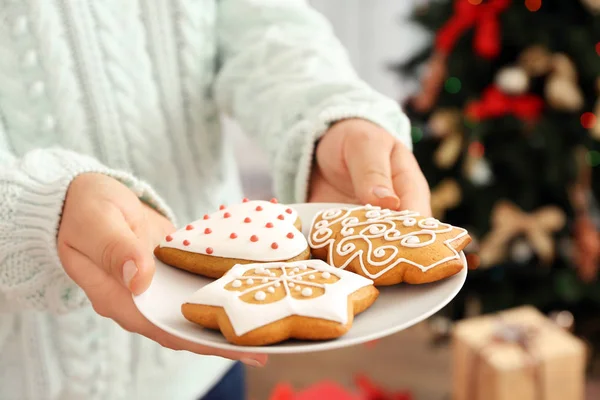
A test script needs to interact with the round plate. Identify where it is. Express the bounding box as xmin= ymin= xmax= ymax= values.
xmin=133 ymin=203 xmax=467 ymax=353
